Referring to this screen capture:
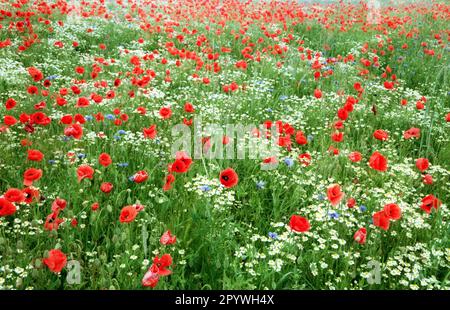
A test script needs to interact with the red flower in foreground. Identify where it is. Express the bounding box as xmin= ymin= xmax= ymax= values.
xmin=28 ymin=67 xmax=43 ymax=82
xmin=415 ymin=158 xmax=429 ymax=172
xmin=51 ymin=198 xmax=67 ymax=213
xmin=98 ymin=153 xmax=112 ymax=167
xmin=43 ymin=249 xmax=67 ymax=273
xmin=383 ymin=203 xmax=402 ymax=220
xmin=163 ymin=174 xmax=176 ymax=191
xmin=4 ymin=188 xmax=25 ymax=203
xmin=327 ymin=184 xmax=344 ymax=206
xmin=159 ymin=107 xmax=172 ymax=119
xmin=64 ymin=123 xmax=83 ymax=139
xmin=369 ymin=151 xmax=388 ymax=172
xmin=160 ymin=230 xmax=177 ymax=245
xmin=373 ymin=210 xmax=390 ymax=231
xmin=143 ymin=125 xmax=157 ymax=139
xmin=119 ymin=205 xmax=138 ymax=223
xmin=348 ymin=151 xmax=362 ymax=162
xmin=422 ymin=174 xmax=433 ymax=185
xmin=100 ymin=182 xmax=113 ymax=193
xmin=353 ymin=228 xmax=367 ymax=244
xmin=289 ymin=215 xmax=310 ymax=232
xmin=23 ymin=168 xmax=43 ymax=186
xmin=403 ymin=127 xmax=420 ymax=139
xmin=219 ymin=168 xmax=239 ymax=188
xmin=420 ymin=194 xmax=441 ymax=214
xmin=133 ymin=170 xmax=148 ymax=183
xmin=142 ymin=254 xmax=173 ymax=288
xmin=373 ymin=129 xmax=389 ymax=141
xmin=0 ymin=198 xmax=17 ymax=217
xmin=27 ymin=149 xmax=44 ymax=162
xmin=347 ymin=198 xmax=356 ymax=208
xmin=314 ymin=88 xmax=322 ymax=99
xmin=77 ymin=165 xmax=94 ymax=182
